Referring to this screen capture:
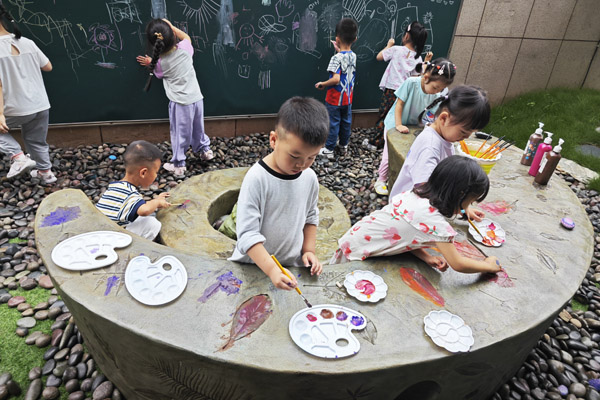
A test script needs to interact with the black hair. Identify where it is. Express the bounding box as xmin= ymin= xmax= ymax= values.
xmin=124 ymin=140 xmax=162 ymax=170
xmin=276 ymin=97 xmax=329 ymax=147
xmin=413 ymin=155 xmax=489 ymax=218
xmin=419 ymin=85 xmax=491 ymax=131
xmin=143 ymin=19 xmax=176 ymax=92
xmin=0 ymin=4 xmax=21 ymax=39
xmin=416 ymin=57 xmax=456 ymax=84
xmin=335 ymin=18 xmax=358 ymax=45
xmin=405 ymin=21 xmax=427 ymax=60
